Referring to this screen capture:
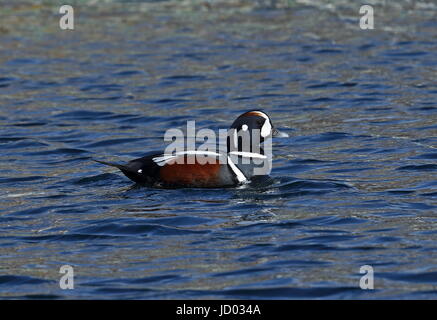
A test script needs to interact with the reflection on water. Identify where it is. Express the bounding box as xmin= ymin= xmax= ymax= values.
xmin=0 ymin=1 xmax=436 ymax=299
